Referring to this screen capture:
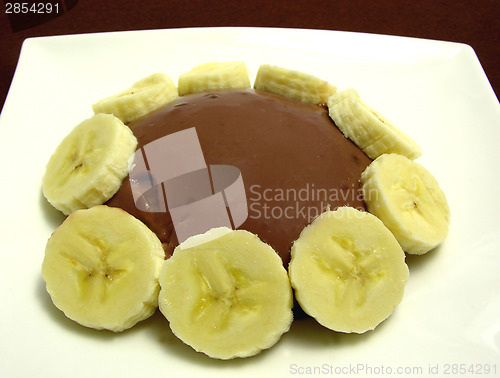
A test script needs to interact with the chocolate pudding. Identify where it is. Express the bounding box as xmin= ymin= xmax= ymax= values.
xmin=107 ymin=89 xmax=371 ymax=265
